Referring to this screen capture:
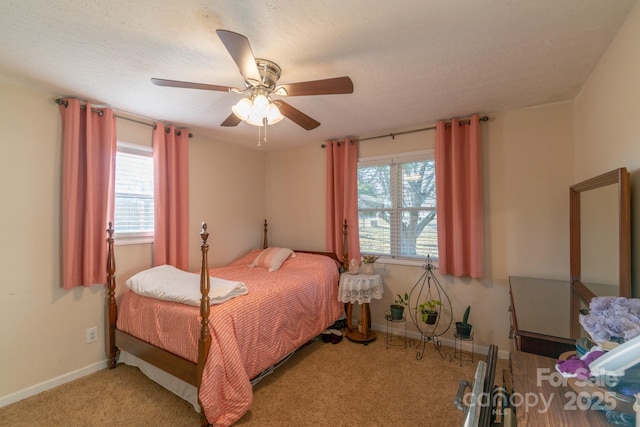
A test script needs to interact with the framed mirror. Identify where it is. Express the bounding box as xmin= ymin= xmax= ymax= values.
xmin=569 ymin=167 xmax=631 ymax=338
